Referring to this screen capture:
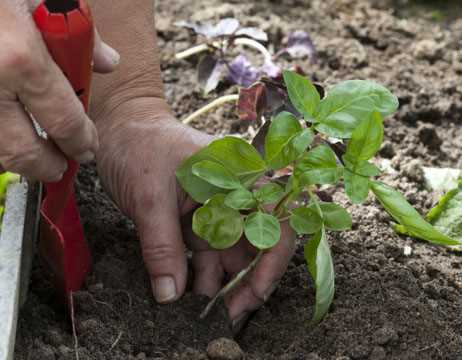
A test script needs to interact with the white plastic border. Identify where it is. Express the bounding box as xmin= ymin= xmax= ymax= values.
xmin=0 ymin=182 xmax=28 ymax=360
